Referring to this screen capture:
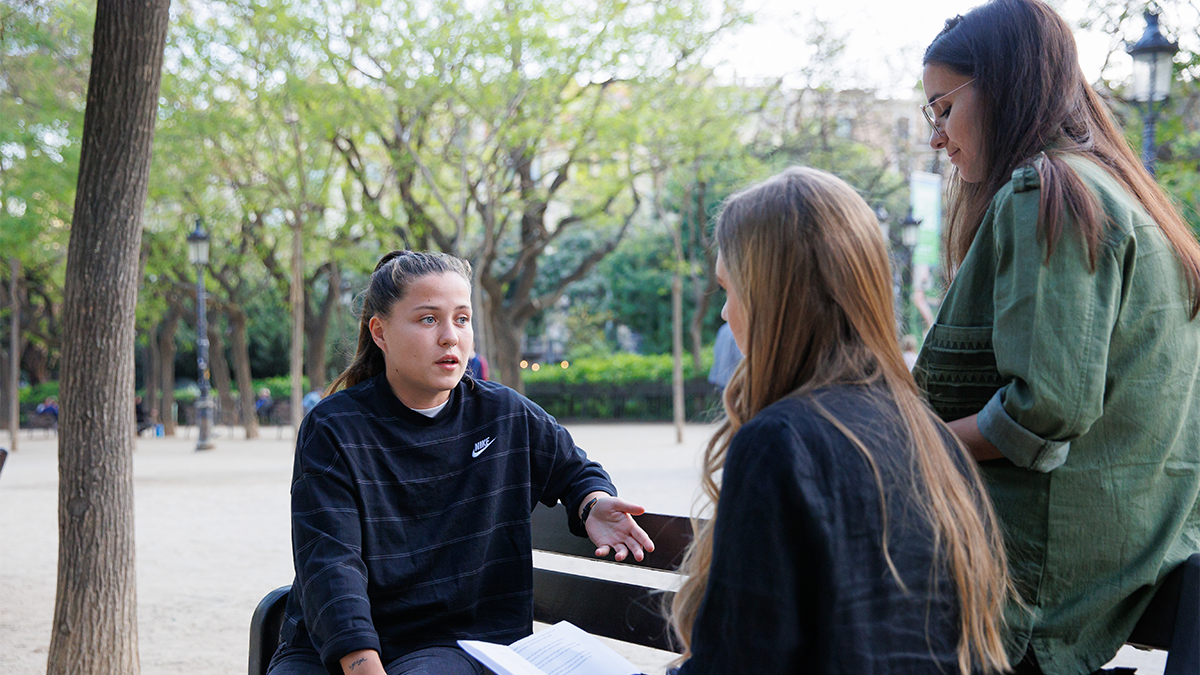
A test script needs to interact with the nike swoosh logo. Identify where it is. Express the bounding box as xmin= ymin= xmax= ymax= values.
xmin=472 ymin=437 xmax=496 ymax=458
